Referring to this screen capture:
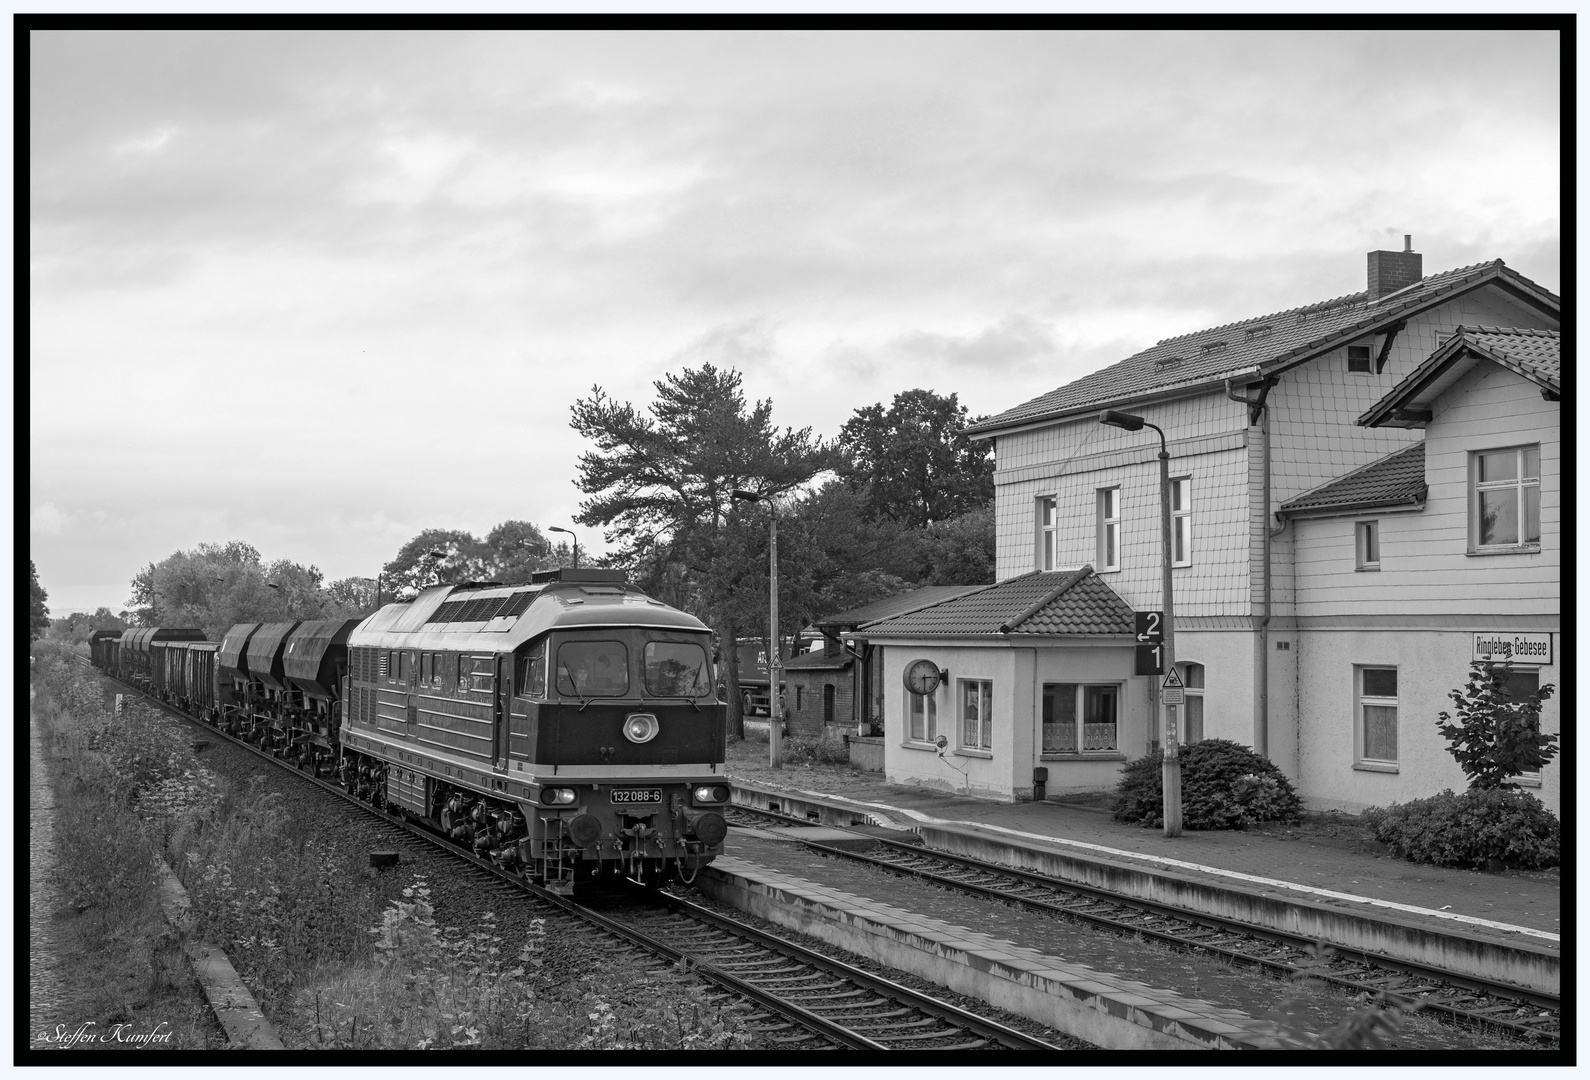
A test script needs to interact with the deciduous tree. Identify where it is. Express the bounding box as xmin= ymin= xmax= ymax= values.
xmin=30 ymin=561 xmax=51 ymax=641
xmin=840 ymin=389 xmax=993 ymax=528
